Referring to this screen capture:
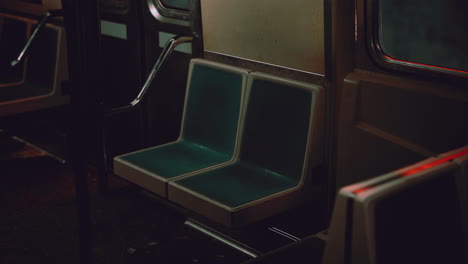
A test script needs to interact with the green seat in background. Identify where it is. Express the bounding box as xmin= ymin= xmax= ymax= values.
xmin=0 ymin=13 xmax=69 ymax=116
xmin=168 ymin=72 xmax=323 ymax=227
xmin=114 ymin=59 xmax=248 ymax=197
xmin=0 ymin=25 xmax=58 ymax=102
